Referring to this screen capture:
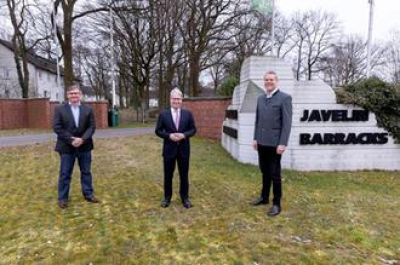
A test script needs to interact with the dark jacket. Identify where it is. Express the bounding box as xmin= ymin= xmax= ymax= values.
xmin=53 ymin=103 xmax=96 ymax=153
xmin=155 ymin=109 xmax=196 ymax=158
xmin=253 ymin=90 xmax=292 ymax=147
